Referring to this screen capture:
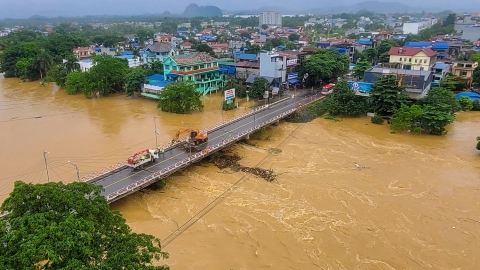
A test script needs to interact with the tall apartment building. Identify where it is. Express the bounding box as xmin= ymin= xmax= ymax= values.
xmin=259 ymin=11 xmax=282 ymax=27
